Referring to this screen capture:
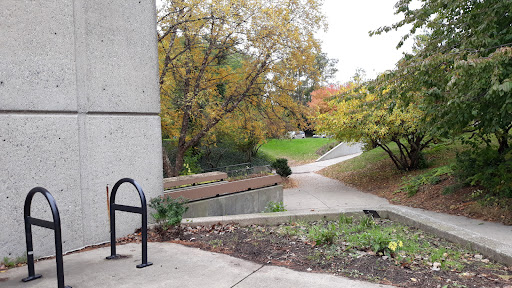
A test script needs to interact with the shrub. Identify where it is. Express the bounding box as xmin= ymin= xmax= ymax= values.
xmin=149 ymin=196 xmax=189 ymax=230
xmin=455 ymin=147 xmax=512 ymax=199
xmin=271 ymin=158 xmax=292 ymax=178
xmin=180 ymin=149 xmax=202 ymax=175
xmin=263 ymin=201 xmax=287 ymax=213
